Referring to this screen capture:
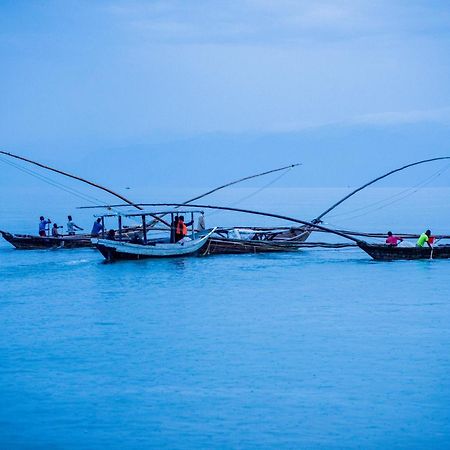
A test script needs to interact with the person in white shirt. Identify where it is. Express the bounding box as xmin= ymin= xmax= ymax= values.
xmin=67 ymin=215 xmax=83 ymax=235
xmin=197 ymin=212 xmax=206 ymax=231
